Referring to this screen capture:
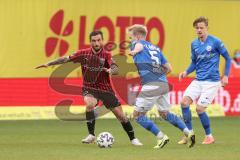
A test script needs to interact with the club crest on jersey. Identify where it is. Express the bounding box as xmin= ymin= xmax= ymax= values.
xmin=220 ymin=42 xmax=224 ymax=48
xmin=206 ymin=45 xmax=212 ymax=52
xmin=99 ymin=58 xmax=105 ymax=66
